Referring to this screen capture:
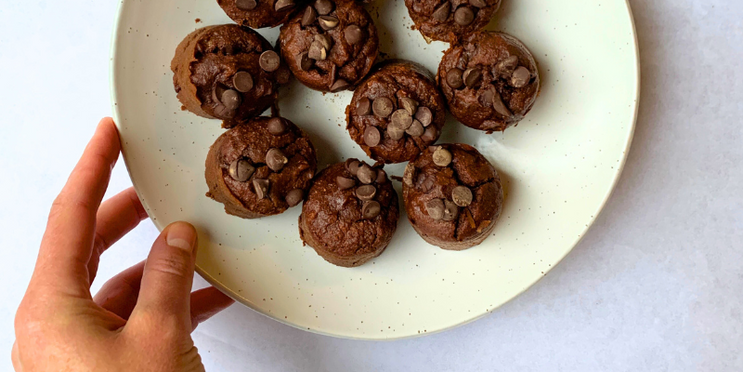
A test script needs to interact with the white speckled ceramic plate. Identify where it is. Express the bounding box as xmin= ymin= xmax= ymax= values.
xmin=111 ymin=0 xmax=639 ymax=339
